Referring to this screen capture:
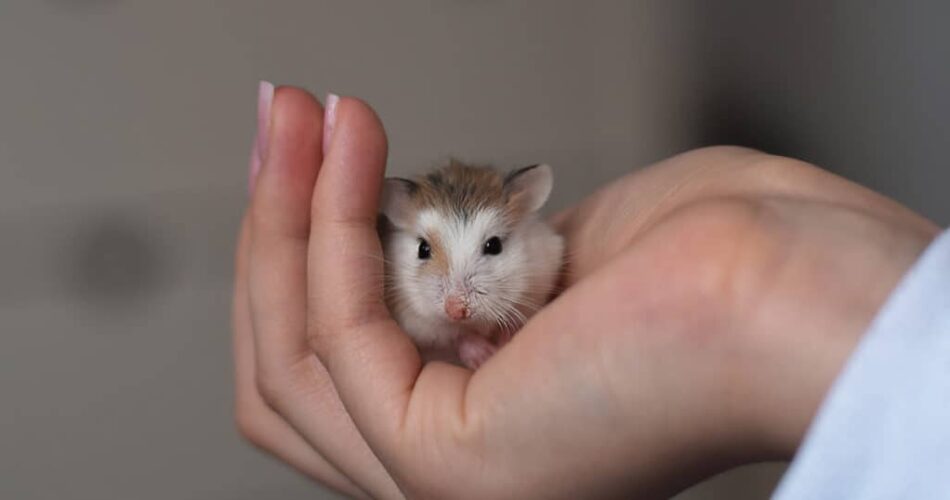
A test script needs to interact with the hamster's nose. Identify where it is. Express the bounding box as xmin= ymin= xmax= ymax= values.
xmin=444 ymin=295 xmax=470 ymax=321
